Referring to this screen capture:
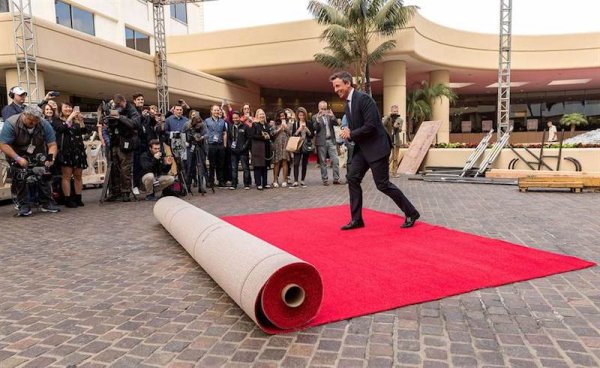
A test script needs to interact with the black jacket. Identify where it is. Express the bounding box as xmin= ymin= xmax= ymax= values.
xmin=344 ymin=89 xmax=391 ymax=163
xmin=140 ymin=151 xmax=171 ymax=177
xmin=229 ymin=122 xmax=251 ymax=154
xmin=110 ymin=102 xmax=141 ymax=151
